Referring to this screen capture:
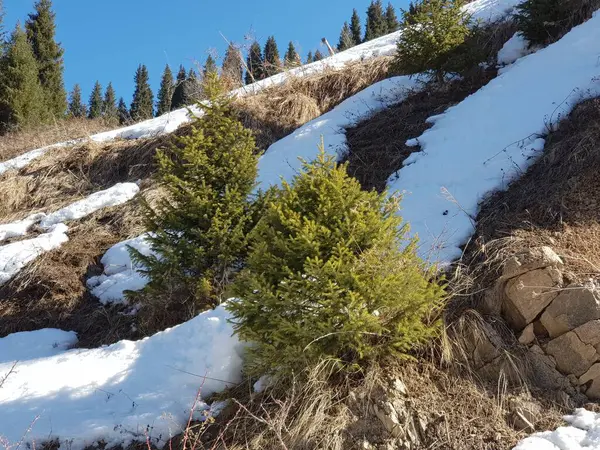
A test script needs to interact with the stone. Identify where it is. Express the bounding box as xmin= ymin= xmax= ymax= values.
xmin=545 ymin=331 xmax=599 ymax=377
xmin=503 ymin=267 xmax=562 ymax=329
xmin=509 ymin=397 xmax=542 ymax=432
xmin=519 ymin=323 xmax=536 ymax=345
xmin=573 ymin=320 xmax=600 ymax=351
xmin=541 ymin=286 xmax=600 ymax=338
xmin=580 ymin=363 xmax=600 ymax=399
xmin=502 ymin=246 xmax=563 ymax=280
xmin=525 ymin=349 xmax=574 ymax=392
xmin=393 ymin=378 xmax=408 ymax=396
